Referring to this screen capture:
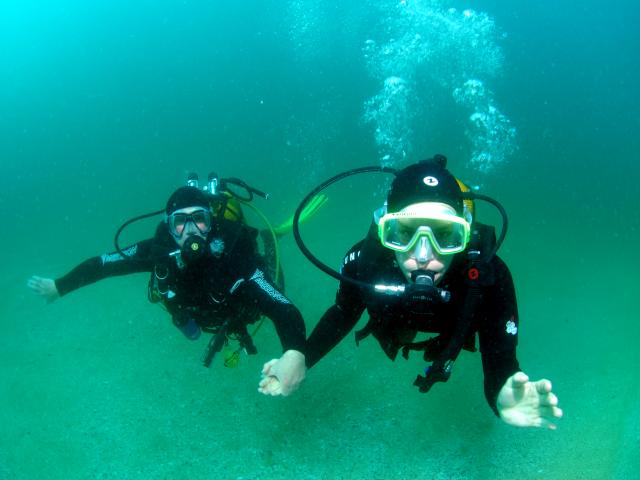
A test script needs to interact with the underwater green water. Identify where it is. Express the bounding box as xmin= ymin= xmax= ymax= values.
xmin=1 ymin=1 xmax=638 ymax=479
